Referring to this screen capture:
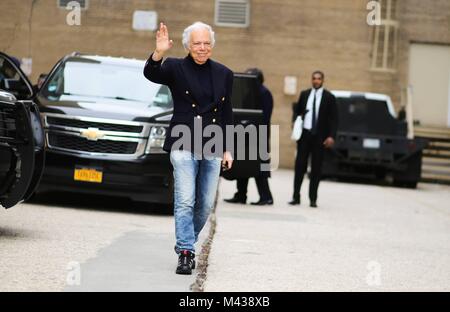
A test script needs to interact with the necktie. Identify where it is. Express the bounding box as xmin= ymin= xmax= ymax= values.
xmin=312 ymin=90 xmax=317 ymax=134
